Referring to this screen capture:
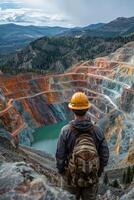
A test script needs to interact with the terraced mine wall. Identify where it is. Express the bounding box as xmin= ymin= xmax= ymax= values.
xmin=1 ymin=41 xmax=134 ymax=200
xmin=0 ymin=42 xmax=134 ymax=167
